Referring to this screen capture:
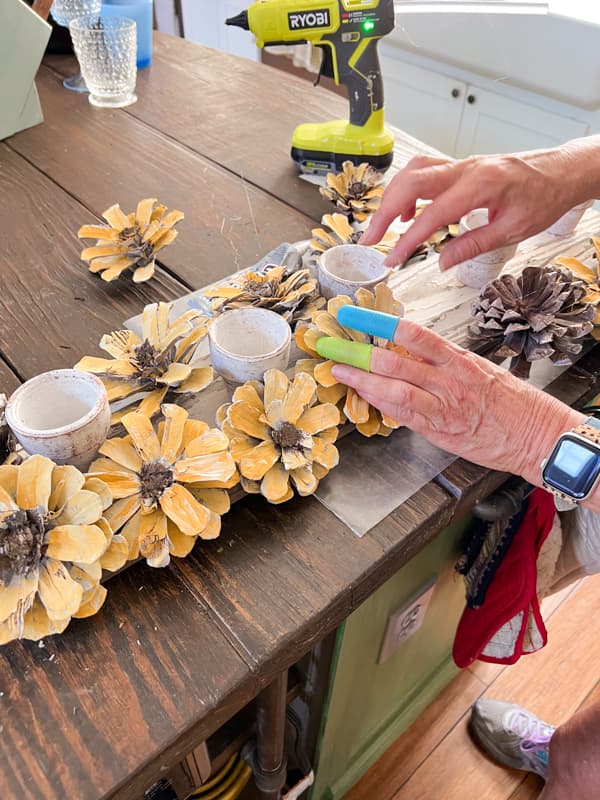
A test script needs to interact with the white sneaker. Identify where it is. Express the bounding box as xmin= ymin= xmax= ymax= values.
xmin=470 ymin=699 xmax=555 ymax=779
